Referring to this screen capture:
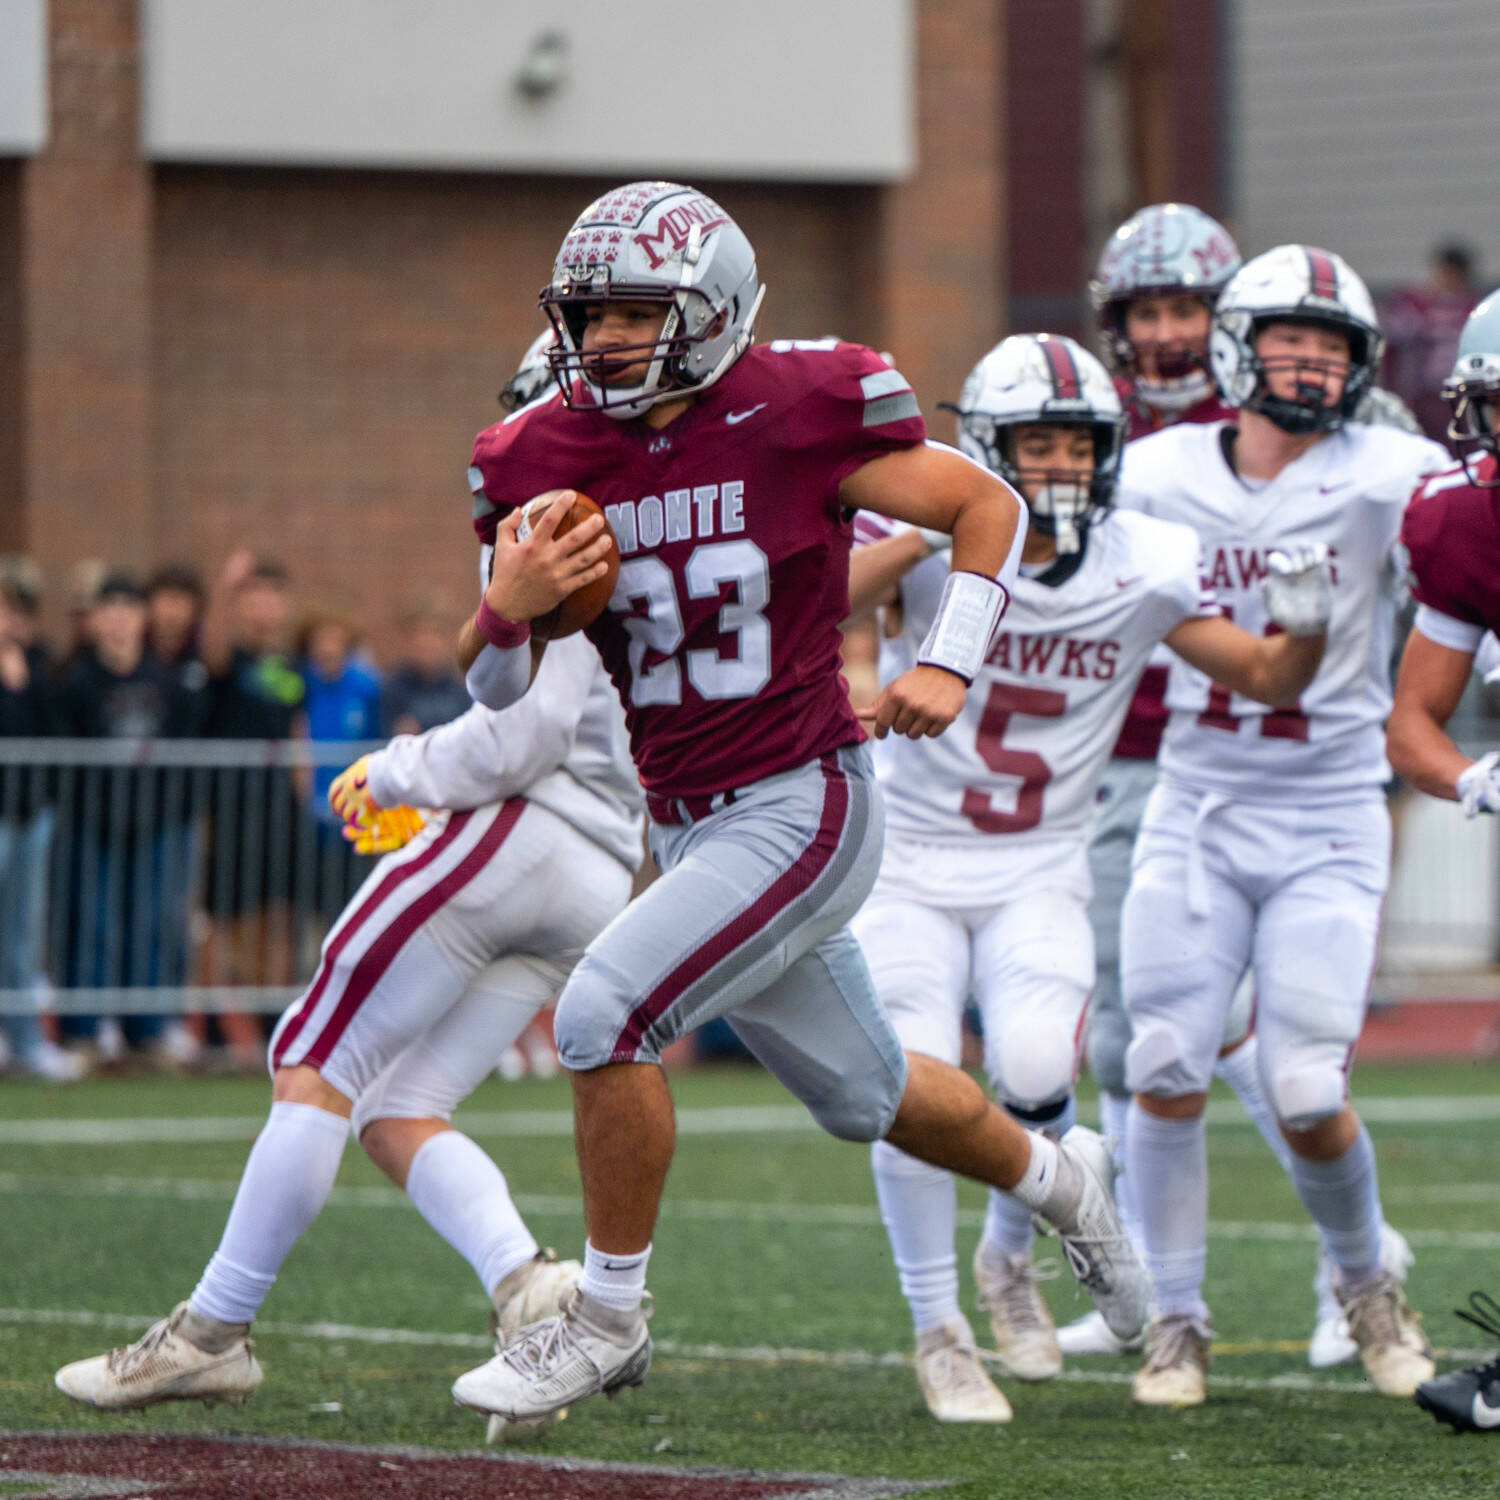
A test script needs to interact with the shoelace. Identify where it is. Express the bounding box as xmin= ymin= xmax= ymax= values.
xmin=988 ymin=1258 xmax=1055 ymax=1331
xmin=1346 ymin=1278 xmax=1413 ymax=1349
xmin=502 ymin=1314 xmax=576 ymax=1381
xmin=1454 ymin=1290 xmax=1500 ymax=1383
xmin=1145 ymin=1317 xmax=1207 ymax=1374
xmin=1056 ymin=1229 xmax=1132 ymax=1293
xmin=107 ymin=1315 xmax=174 ymax=1379
xmin=924 ymin=1339 xmax=988 ymax=1393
